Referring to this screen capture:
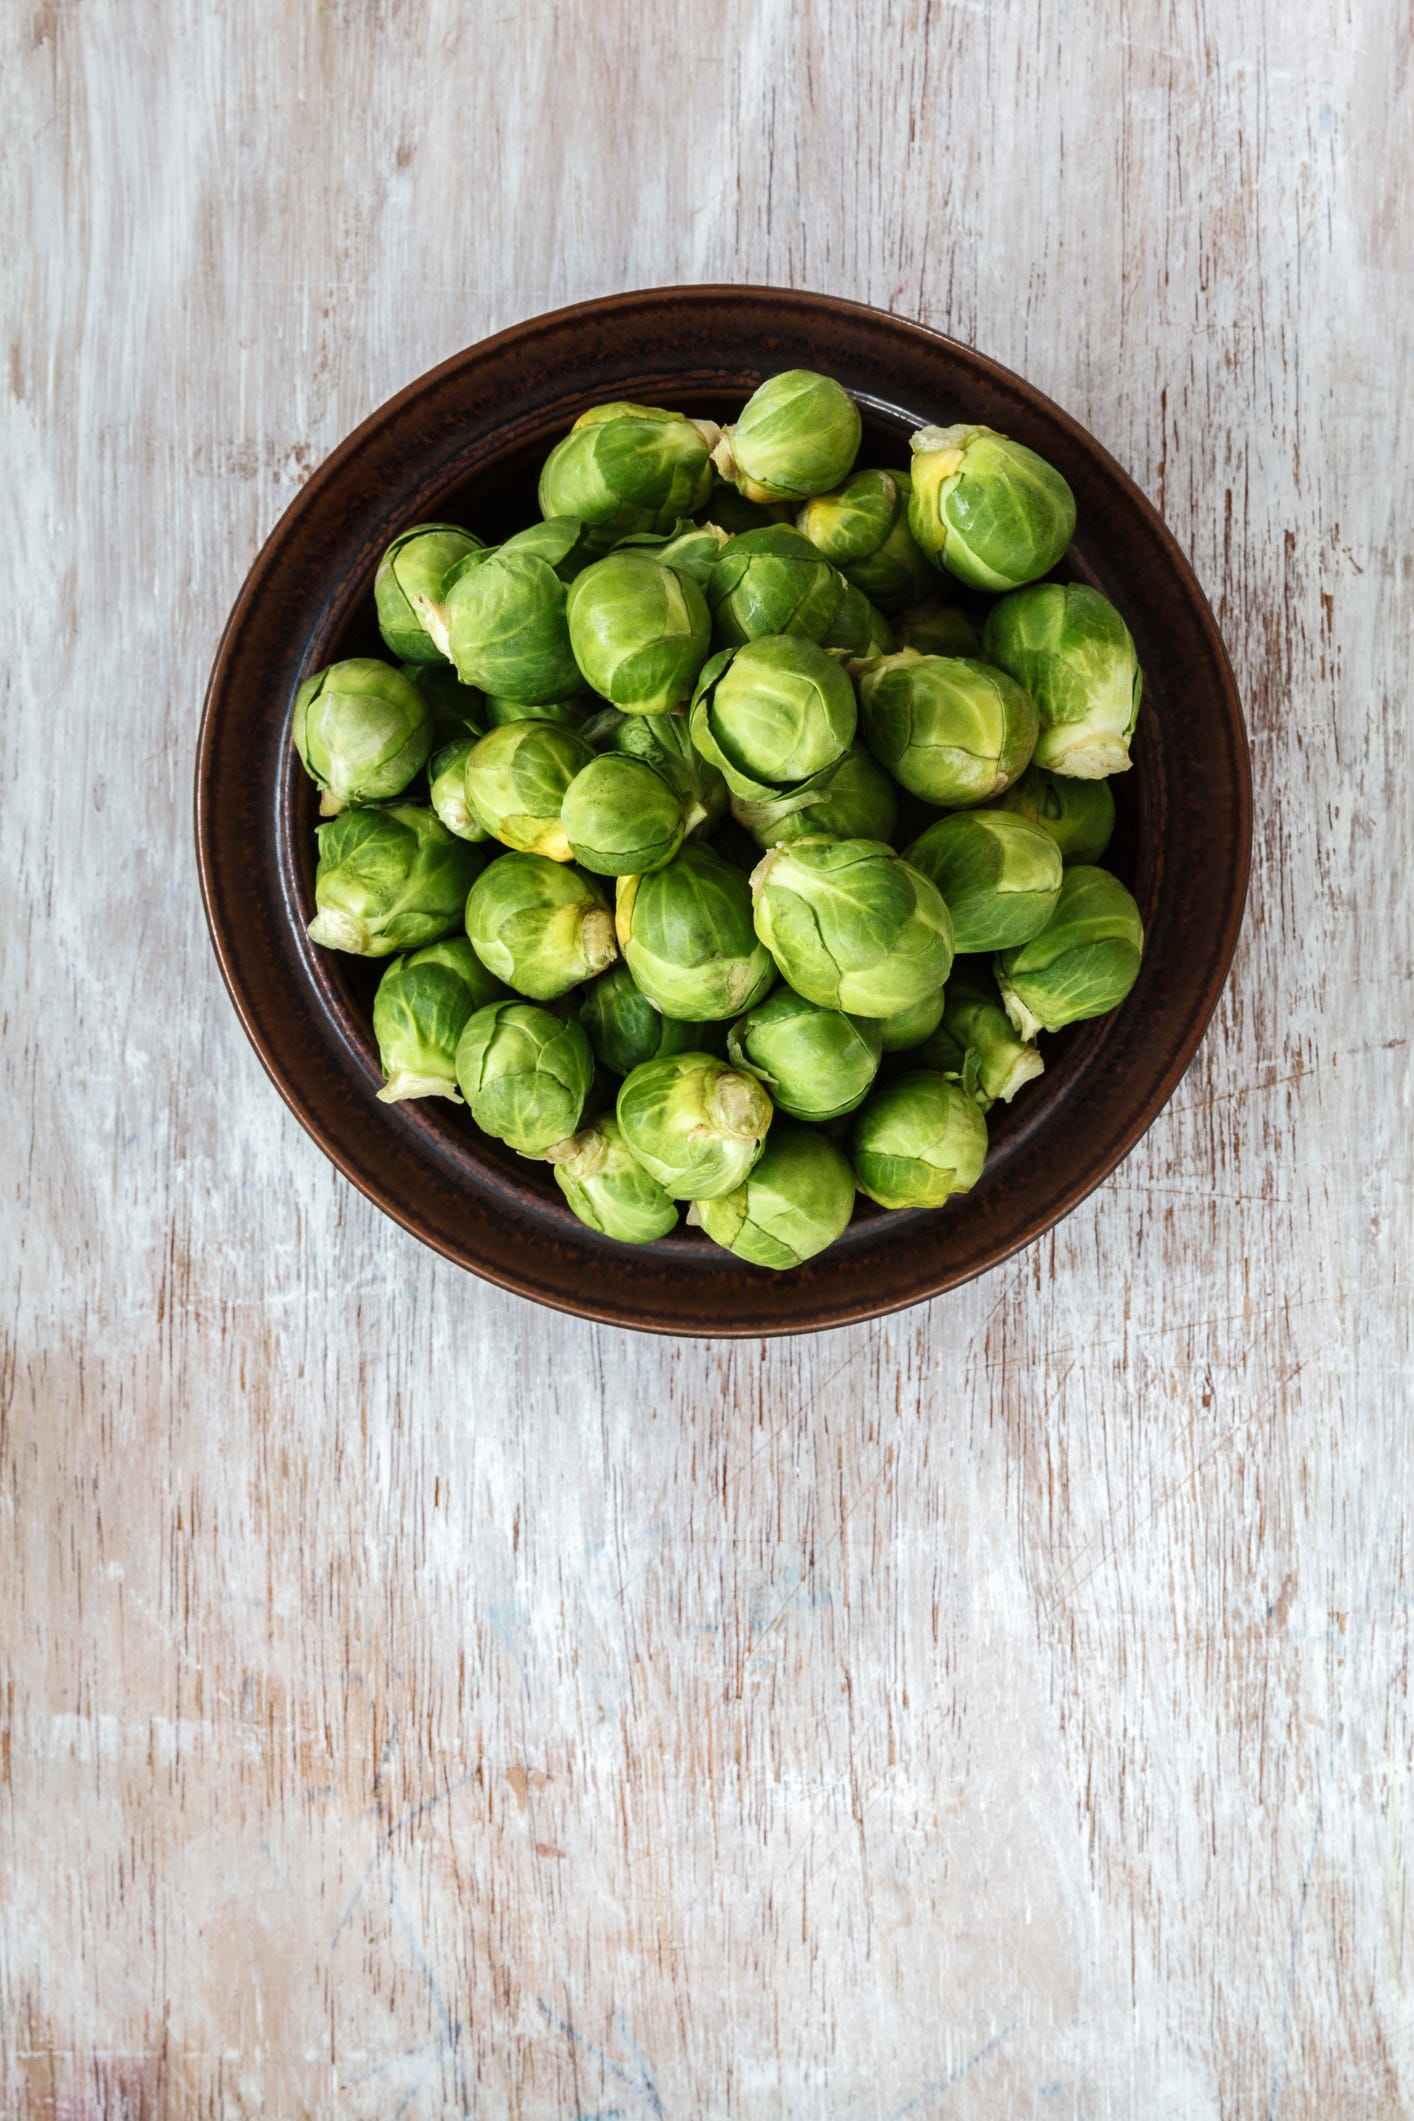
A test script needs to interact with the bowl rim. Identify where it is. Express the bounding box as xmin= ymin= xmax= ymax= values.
xmin=195 ymin=284 xmax=1250 ymax=1336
